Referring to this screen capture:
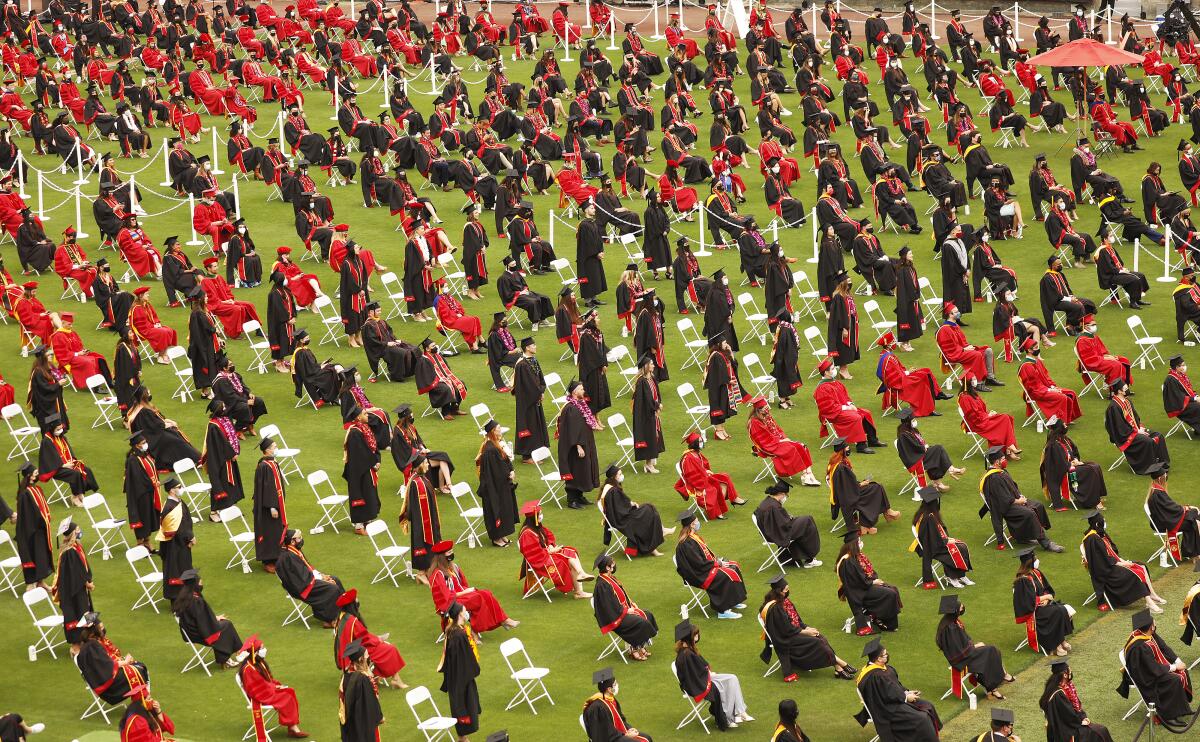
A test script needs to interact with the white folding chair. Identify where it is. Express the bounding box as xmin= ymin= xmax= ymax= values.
xmin=380 ymin=271 xmax=408 ymax=321
xmin=916 ymin=276 xmax=943 ymax=311
xmin=737 ymin=292 xmax=771 ymax=344
xmin=281 ymin=589 xmax=313 ymax=630
xmin=172 ymin=457 xmax=211 ymax=522
xmin=550 ymin=257 xmax=578 ymax=287
xmin=1144 ymin=499 xmax=1179 ymax=569
xmin=676 ymin=318 xmax=708 ymax=371
xmin=894 ymin=439 xmax=922 ymax=501
xmin=235 ymin=671 xmax=279 ymax=741
xmin=980 ymin=491 xmax=1014 ymax=550
xmin=1018 ymin=376 xmax=1049 ymax=429
xmin=85 ymin=374 xmax=120 ymax=429
xmin=791 ymin=270 xmax=822 ymax=319
xmin=306 ymin=470 xmax=350 ymax=534
xmin=1126 ymin=315 xmax=1164 ymax=370
xmin=242 ymin=320 xmax=273 ymax=375
xmin=957 ymin=406 xmax=988 ymax=460
xmin=437 ymin=251 xmax=468 ymax=296
xmin=606 ymin=344 xmax=639 ymax=396
xmin=672 ymin=553 xmax=711 ymax=618
xmin=499 ymin=637 xmax=554 ymax=713
xmin=1119 ymin=649 xmax=1151 ymax=720
xmin=597 ymin=493 xmax=631 ymax=560
xmin=802 ymin=326 xmax=828 ymax=376
xmin=521 ymin=559 xmax=555 ymax=601
xmin=993 ymin=126 xmax=1017 ymax=149
xmin=742 ymin=352 xmax=776 ymax=402
xmin=24 ymin=586 xmax=66 ymax=659
xmin=217 ymin=504 xmax=255 ymax=574
xmin=470 ymin=403 xmax=509 ymax=437
xmin=364 ymin=519 xmax=413 ymax=586
xmin=751 ymin=512 xmax=790 ymax=574
xmin=176 ymin=615 xmax=214 ymax=676
xmin=258 ymin=424 xmax=304 ymax=483
xmin=311 ymin=294 xmax=344 ymax=346
xmin=75 ymin=651 xmax=121 ymax=722
xmin=862 ymin=299 xmax=897 ymax=346
xmin=81 ymin=492 xmax=129 ymax=559
xmin=449 ymin=481 xmax=487 ymax=548
xmin=406 ymin=685 xmax=458 ymax=742
xmin=676 ymin=382 xmax=711 ymax=432
xmin=912 ymin=524 xmax=946 ymax=589
xmin=165 ymin=345 xmax=196 ymax=402
xmin=757 ymin=613 xmax=783 ymax=677
xmin=0 ymin=530 xmax=23 ymax=597
xmin=544 ymin=371 xmax=567 ymax=418
xmin=2 ymin=403 xmax=40 ymax=460
xmin=126 ymin=544 xmax=164 ymax=613
xmin=530 ymin=445 xmax=566 ymax=509
xmin=669 ymin=660 xmax=713 ymax=733
xmin=606 ymin=414 xmax=636 ymax=469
